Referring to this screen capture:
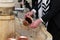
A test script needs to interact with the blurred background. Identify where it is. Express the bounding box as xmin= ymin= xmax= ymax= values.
xmin=14 ymin=0 xmax=32 ymax=19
